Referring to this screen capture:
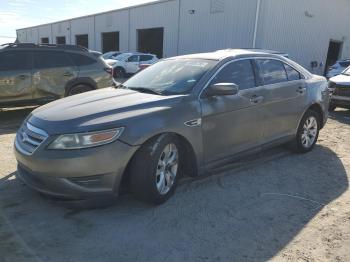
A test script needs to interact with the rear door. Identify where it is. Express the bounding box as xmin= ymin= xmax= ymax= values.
xmin=255 ymin=59 xmax=307 ymax=142
xmin=200 ymin=59 xmax=265 ymax=163
xmin=32 ymin=50 xmax=78 ymax=98
xmin=125 ymin=55 xmax=140 ymax=73
xmin=0 ymin=50 xmax=33 ymax=103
